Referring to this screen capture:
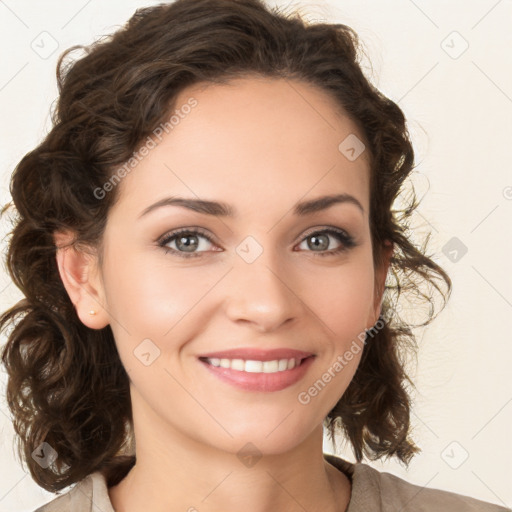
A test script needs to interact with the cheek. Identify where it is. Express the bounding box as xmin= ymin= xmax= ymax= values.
xmin=296 ymin=264 xmax=372 ymax=411
xmin=103 ymin=255 xmax=220 ymax=355
xmin=105 ymin=252 xmax=207 ymax=320
xmin=302 ymin=257 xmax=375 ymax=338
